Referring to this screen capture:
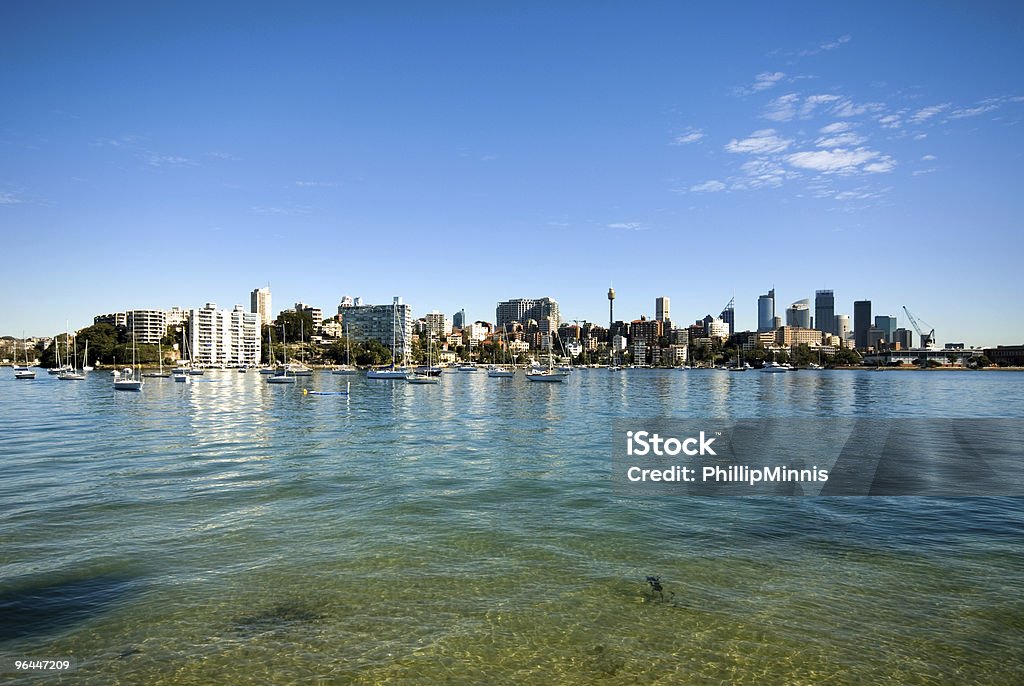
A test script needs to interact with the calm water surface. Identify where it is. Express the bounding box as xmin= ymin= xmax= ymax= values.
xmin=1 ymin=369 xmax=1022 ymax=684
